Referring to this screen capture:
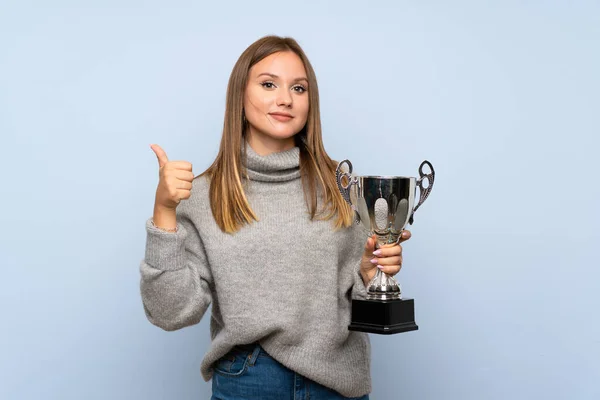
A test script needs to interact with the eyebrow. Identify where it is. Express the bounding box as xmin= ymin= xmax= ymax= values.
xmin=257 ymin=72 xmax=308 ymax=83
